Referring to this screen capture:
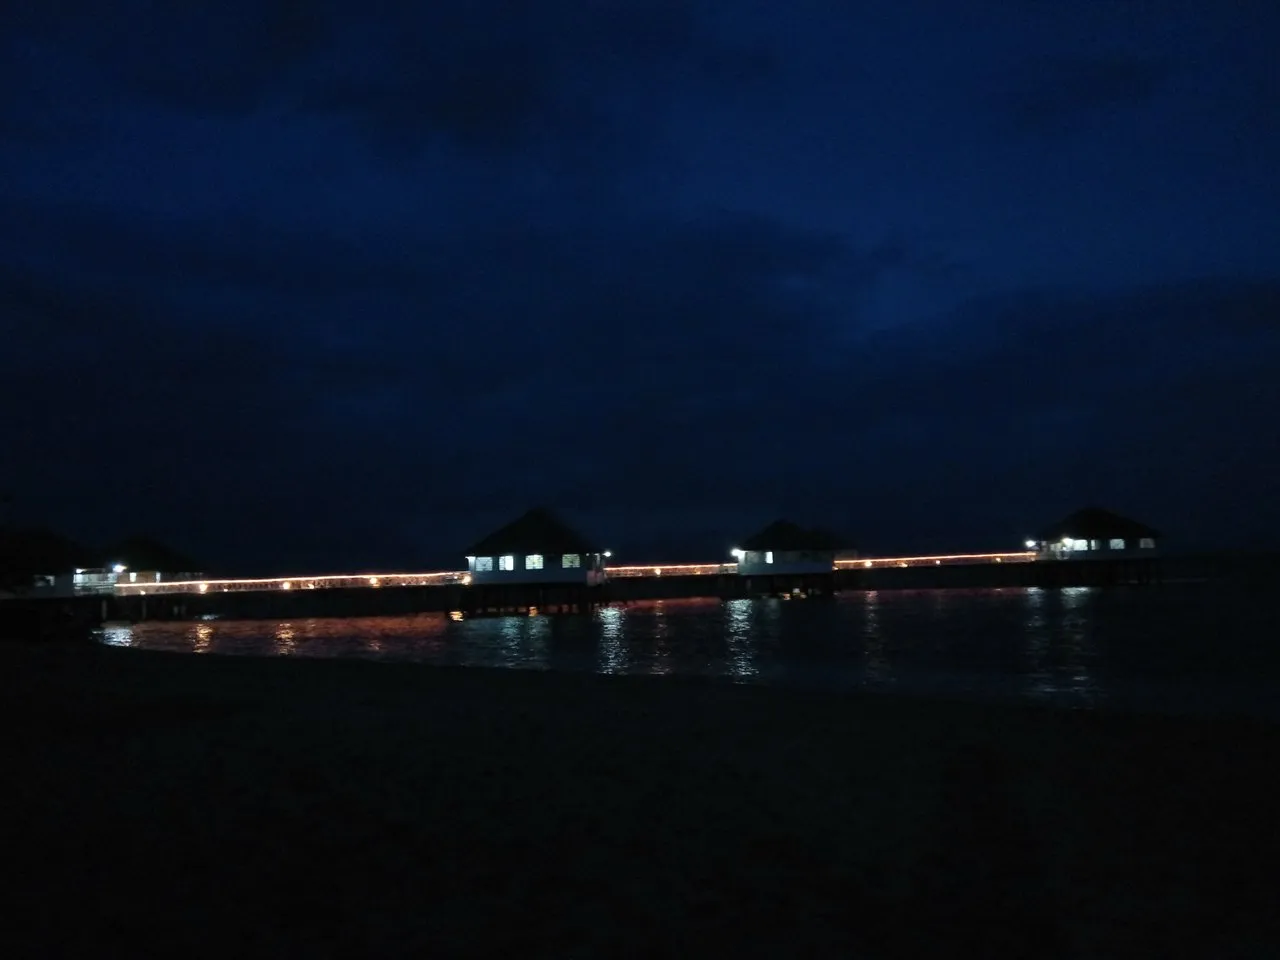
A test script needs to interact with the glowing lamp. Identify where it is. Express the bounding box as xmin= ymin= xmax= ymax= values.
xmin=112 ymin=564 xmax=127 ymax=574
